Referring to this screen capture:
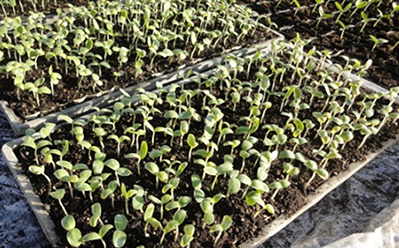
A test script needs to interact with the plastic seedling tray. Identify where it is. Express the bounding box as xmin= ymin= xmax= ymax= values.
xmin=2 ymin=47 xmax=397 ymax=247
xmin=0 ymin=29 xmax=283 ymax=136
